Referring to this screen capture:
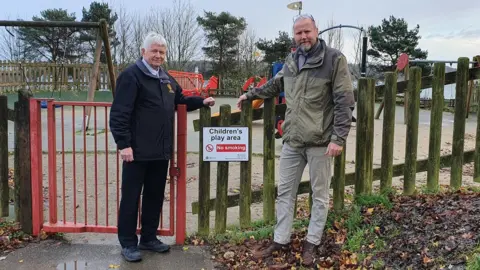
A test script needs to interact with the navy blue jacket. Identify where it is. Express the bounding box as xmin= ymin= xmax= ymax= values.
xmin=109 ymin=59 xmax=205 ymax=161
